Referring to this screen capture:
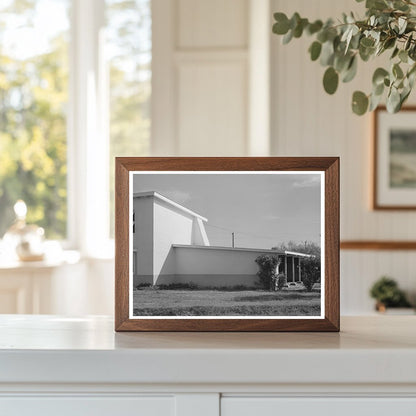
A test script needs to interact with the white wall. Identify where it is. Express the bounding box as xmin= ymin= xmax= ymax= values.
xmin=44 ymin=0 xmax=416 ymax=315
xmin=153 ymin=198 xmax=195 ymax=280
xmin=152 ymin=0 xmax=255 ymax=156
xmin=175 ymin=246 xmax=260 ymax=287
xmin=270 ymin=0 xmax=416 ymax=314
xmin=133 ymin=196 xmax=154 ymax=279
